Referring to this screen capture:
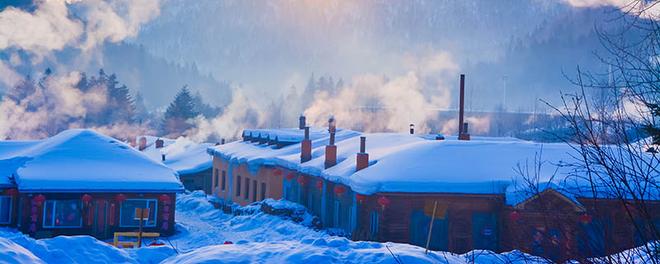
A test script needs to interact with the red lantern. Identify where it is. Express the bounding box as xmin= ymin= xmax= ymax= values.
xmin=333 ymin=185 xmax=346 ymax=196
xmin=274 ymin=169 xmax=283 ymax=176
xmin=115 ymin=193 xmax=126 ymax=203
xmin=377 ymin=196 xmax=390 ymax=209
xmin=5 ymin=188 xmax=18 ymax=196
xmin=296 ymin=176 xmax=307 ymax=186
xmin=579 ymin=213 xmax=593 ymax=224
xmin=82 ymin=194 xmax=93 ymax=204
xmin=159 ymin=194 xmax=171 ymax=203
xmin=33 ymin=194 xmax=46 ymax=205
xmin=315 ymin=180 xmax=324 ymax=190
xmin=285 ymin=172 xmax=296 ymax=181
xmin=356 ymin=194 xmax=367 ymax=203
xmin=509 ymin=211 xmax=521 ymax=222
